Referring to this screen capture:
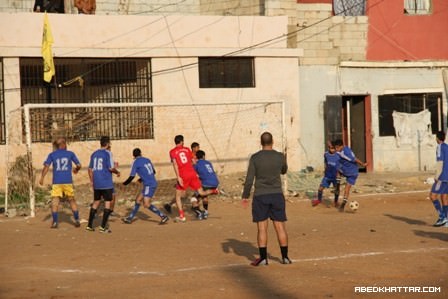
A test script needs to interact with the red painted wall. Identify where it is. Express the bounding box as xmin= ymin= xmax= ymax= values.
xmin=366 ymin=0 xmax=448 ymax=61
